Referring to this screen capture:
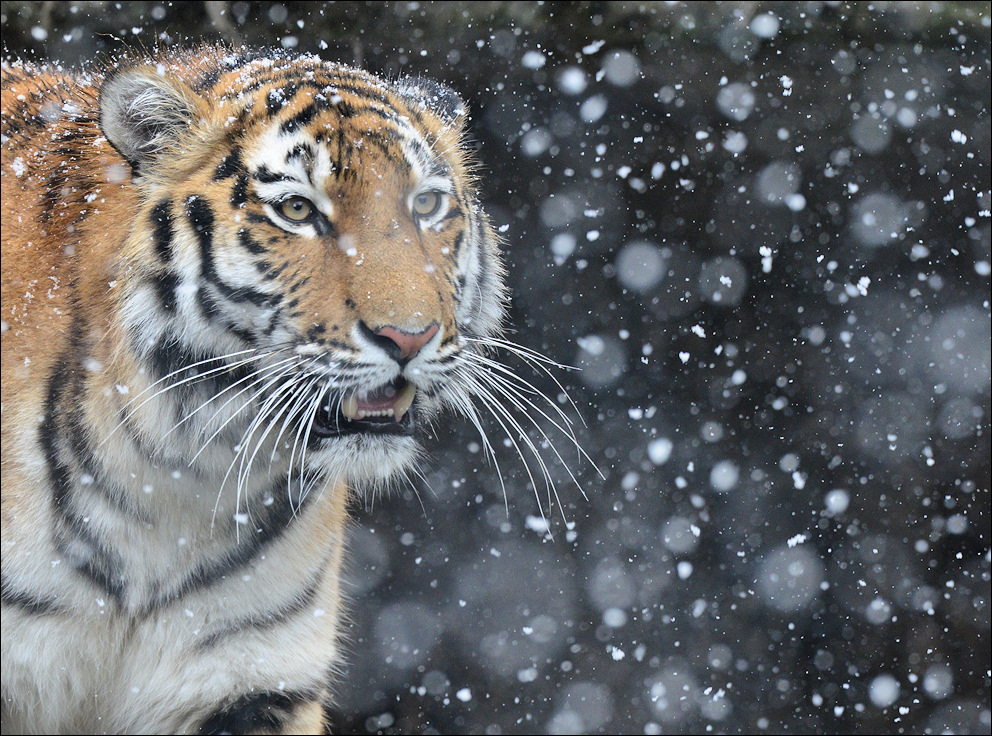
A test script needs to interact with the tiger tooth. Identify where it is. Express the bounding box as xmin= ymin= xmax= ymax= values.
xmin=393 ymin=382 xmax=417 ymax=422
xmin=342 ymin=393 xmax=358 ymax=421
